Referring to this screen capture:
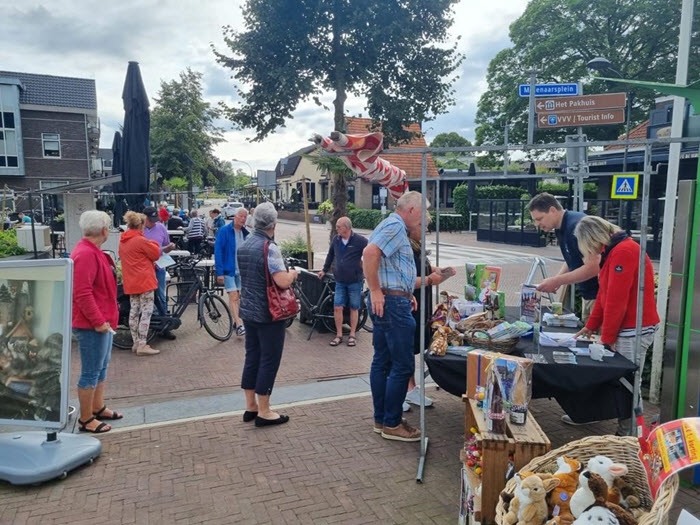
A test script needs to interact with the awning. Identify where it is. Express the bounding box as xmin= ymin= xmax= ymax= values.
xmin=39 ymin=174 xmax=123 ymax=195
